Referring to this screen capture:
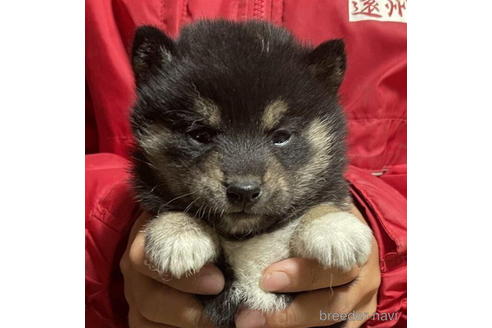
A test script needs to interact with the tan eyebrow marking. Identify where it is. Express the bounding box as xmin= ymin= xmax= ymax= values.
xmin=194 ymin=97 xmax=221 ymax=127
xmin=261 ymin=100 xmax=289 ymax=130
